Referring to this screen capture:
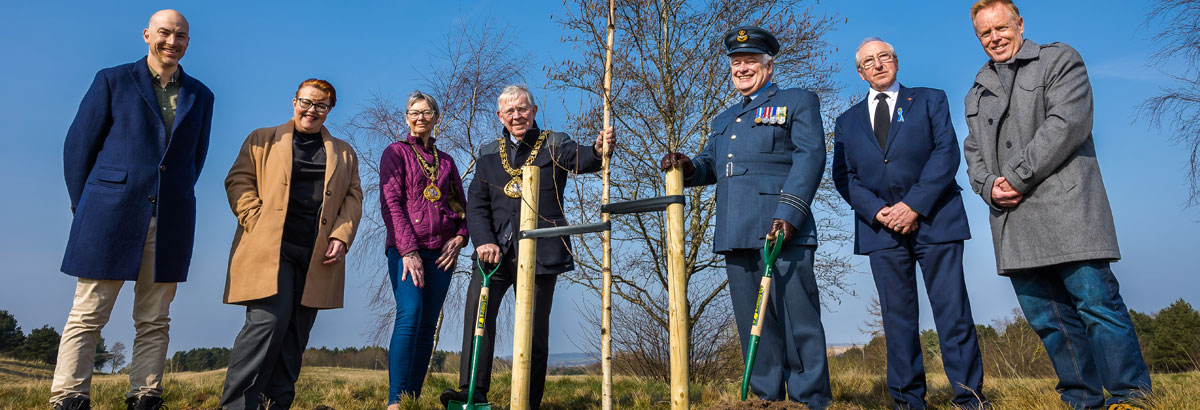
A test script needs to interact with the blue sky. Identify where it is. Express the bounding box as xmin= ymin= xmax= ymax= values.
xmin=1 ymin=0 xmax=1197 ymax=358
